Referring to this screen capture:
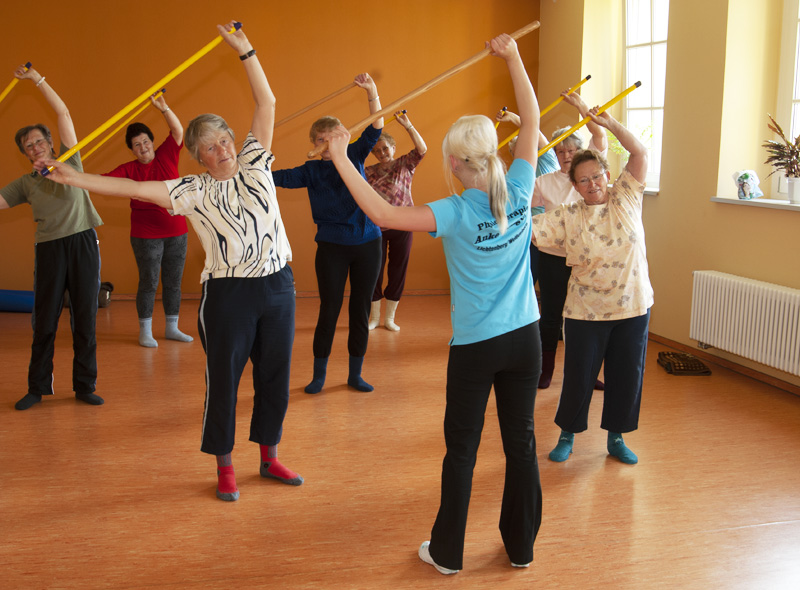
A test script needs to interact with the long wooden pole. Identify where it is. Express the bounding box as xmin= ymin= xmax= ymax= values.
xmin=537 ymin=81 xmax=641 ymax=157
xmin=81 ymin=89 xmax=166 ymax=162
xmin=498 ymin=74 xmax=591 ymax=150
xmin=275 ymin=82 xmax=357 ymax=128
xmin=307 ymin=20 xmax=540 ymax=158
xmin=0 ymin=62 xmax=31 ymax=106
xmin=41 ymin=23 xmax=242 ymax=175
